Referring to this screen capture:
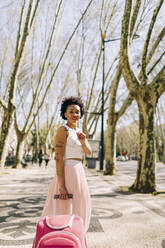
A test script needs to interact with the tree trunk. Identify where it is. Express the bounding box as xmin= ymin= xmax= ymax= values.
xmin=0 ymin=135 xmax=9 ymax=169
xmin=13 ymin=133 xmax=27 ymax=168
xmin=0 ymin=106 xmax=15 ymax=167
xmin=104 ymin=65 xmax=133 ymax=176
xmin=104 ymin=121 xmax=117 ymax=175
xmin=0 ymin=1 xmax=34 ymax=168
xmin=130 ymin=100 xmax=156 ymax=193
